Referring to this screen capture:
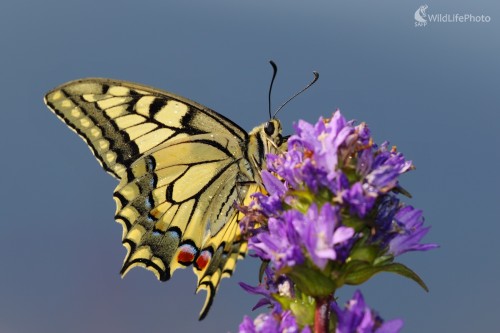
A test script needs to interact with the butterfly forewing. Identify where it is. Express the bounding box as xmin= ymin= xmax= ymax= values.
xmin=44 ymin=79 xmax=248 ymax=178
xmin=44 ymin=78 xmax=277 ymax=319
